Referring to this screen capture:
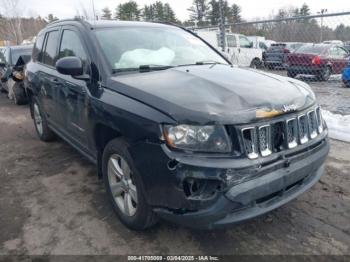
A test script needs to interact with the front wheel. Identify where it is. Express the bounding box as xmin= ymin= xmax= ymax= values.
xmin=102 ymin=138 xmax=158 ymax=230
xmin=317 ymin=66 xmax=331 ymax=81
xmin=31 ymin=97 xmax=56 ymax=142
xmin=287 ymin=70 xmax=297 ymax=78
